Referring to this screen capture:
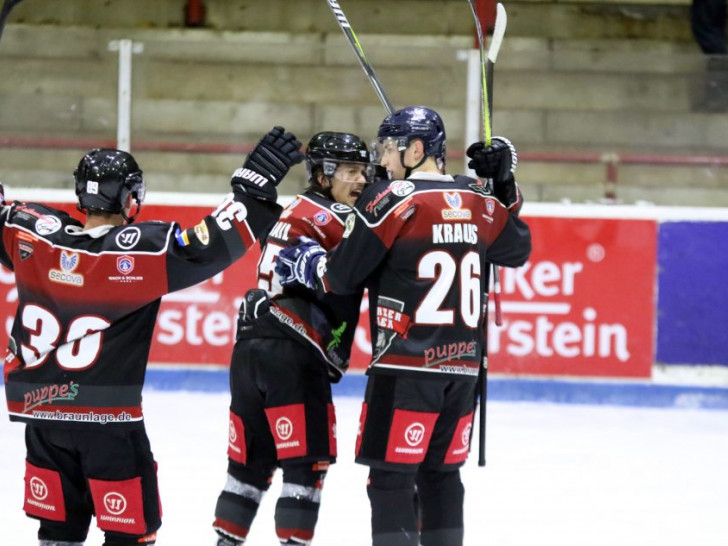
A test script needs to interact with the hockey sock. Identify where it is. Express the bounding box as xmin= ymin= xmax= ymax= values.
xmin=415 ymin=468 xmax=464 ymax=546
xmin=367 ymin=469 xmax=419 ymax=546
xmin=274 ymin=463 xmax=328 ymax=545
xmin=213 ymin=464 xmax=274 ymax=544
